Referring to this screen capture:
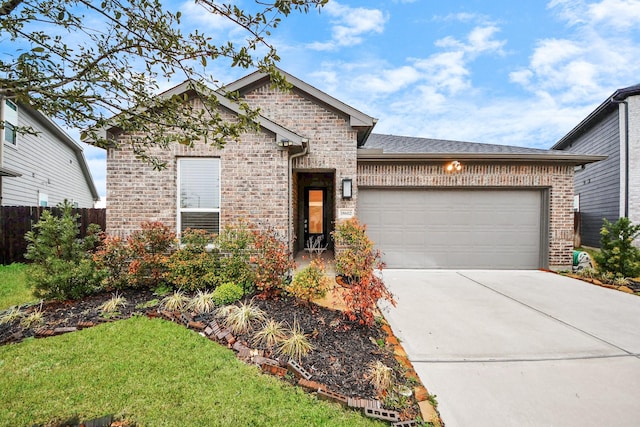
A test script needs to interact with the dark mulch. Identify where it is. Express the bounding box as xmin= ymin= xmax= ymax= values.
xmin=0 ymin=289 xmax=419 ymax=420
